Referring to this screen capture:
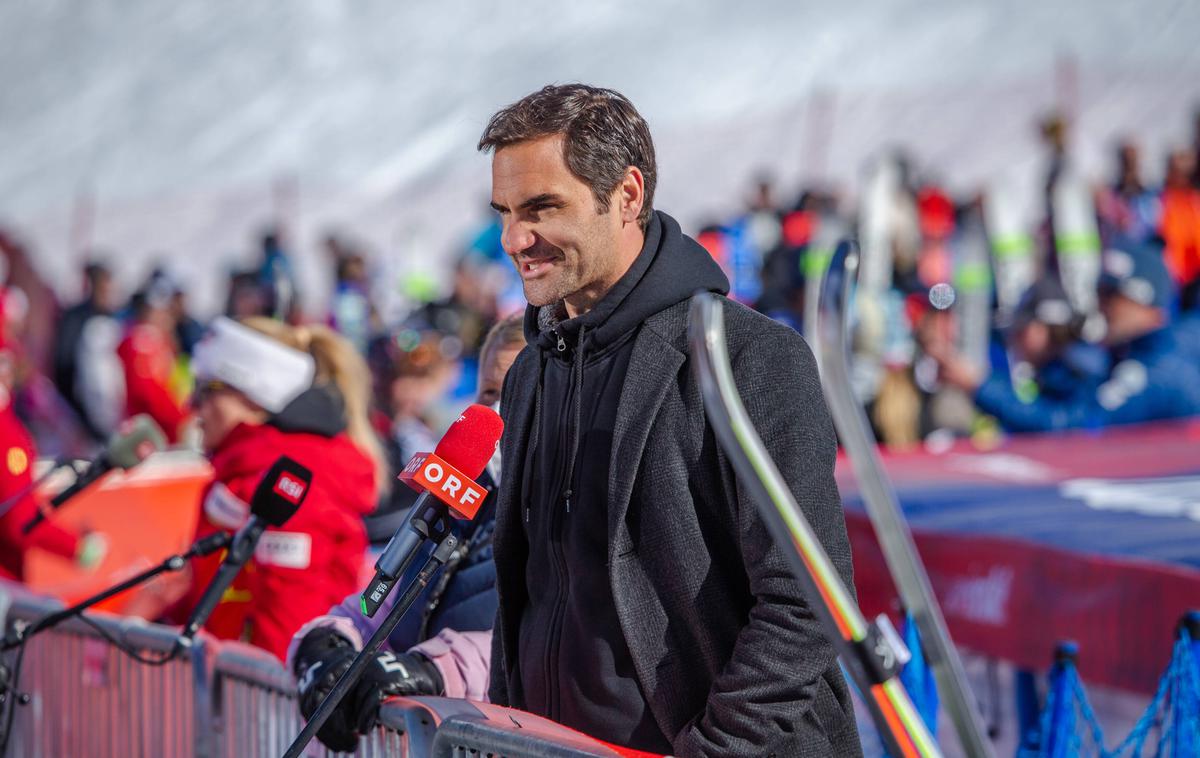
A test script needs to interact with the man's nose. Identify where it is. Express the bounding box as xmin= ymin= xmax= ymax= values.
xmin=502 ymin=219 xmax=536 ymax=256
